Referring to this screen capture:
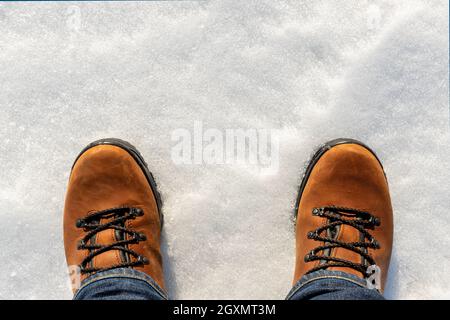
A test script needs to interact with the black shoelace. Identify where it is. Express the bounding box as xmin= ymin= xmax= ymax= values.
xmin=304 ymin=206 xmax=381 ymax=276
xmin=76 ymin=207 xmax=149 ymax=274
